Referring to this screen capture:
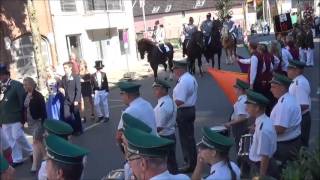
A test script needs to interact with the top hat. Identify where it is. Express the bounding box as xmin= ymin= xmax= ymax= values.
xmin=94 ymin=60 xmax=104 ymax=69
